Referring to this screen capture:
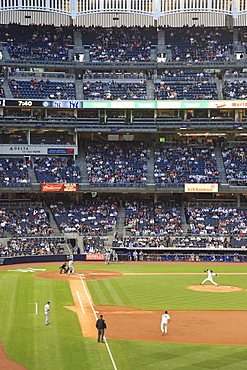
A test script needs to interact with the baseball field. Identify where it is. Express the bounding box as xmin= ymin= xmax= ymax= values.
xmin=1 ymin=261 xmax=247 ymax=370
